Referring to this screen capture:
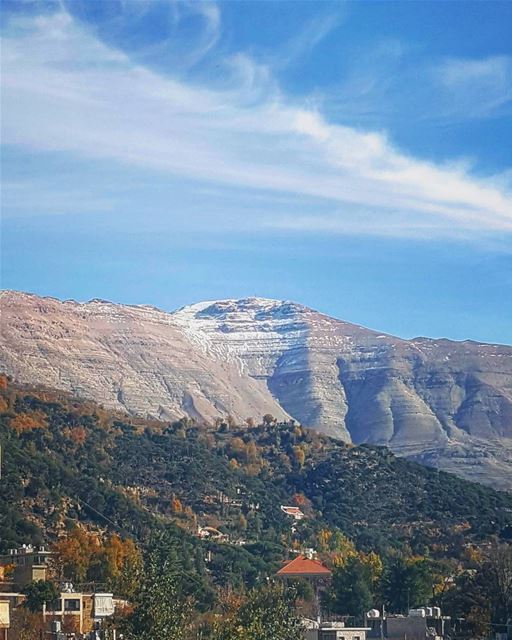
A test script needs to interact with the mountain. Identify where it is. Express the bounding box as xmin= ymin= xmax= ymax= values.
xmin=2 ymin=377 xmax=512 ymax=560
xmin=1 ymin=290 xmax=512 ymax=489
